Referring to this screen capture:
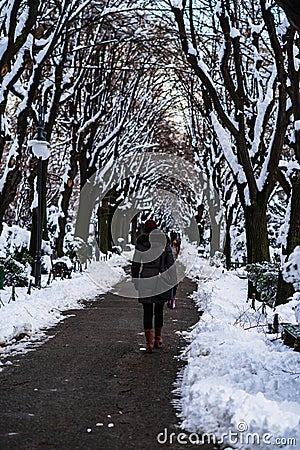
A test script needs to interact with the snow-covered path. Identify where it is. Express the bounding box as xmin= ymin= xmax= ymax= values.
xmin=1 ymin=243 xmax=299 ymax=449
xmin=0 ymin=276 xmax=208 ymax=450
xmin=0 ymin=255 xmax=127 ymax=363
